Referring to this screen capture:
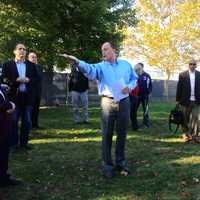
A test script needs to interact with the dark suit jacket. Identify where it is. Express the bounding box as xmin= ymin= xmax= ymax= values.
xmin=35 ymin=64 xmax=43 ymax=97
xmin=2 ymin=60 xmax=37 ymax=106
xmin=176 ymin=70 xmax=200 ymax=106
xmin=0 ymin=86 xmax=12 ymax=142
